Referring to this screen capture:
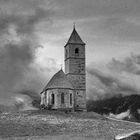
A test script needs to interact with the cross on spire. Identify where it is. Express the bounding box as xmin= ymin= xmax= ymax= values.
xmin=65 ymin=23 xmax=85 ymax=46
